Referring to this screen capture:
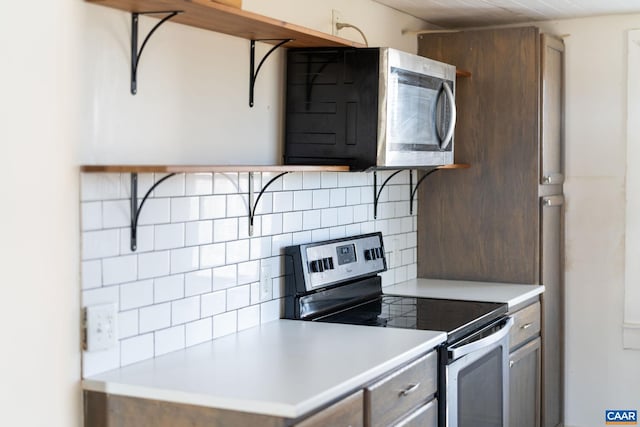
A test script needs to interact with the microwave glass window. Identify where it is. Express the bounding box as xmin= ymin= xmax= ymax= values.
xmin=388 ymin=67 xmax=451 ymax=151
